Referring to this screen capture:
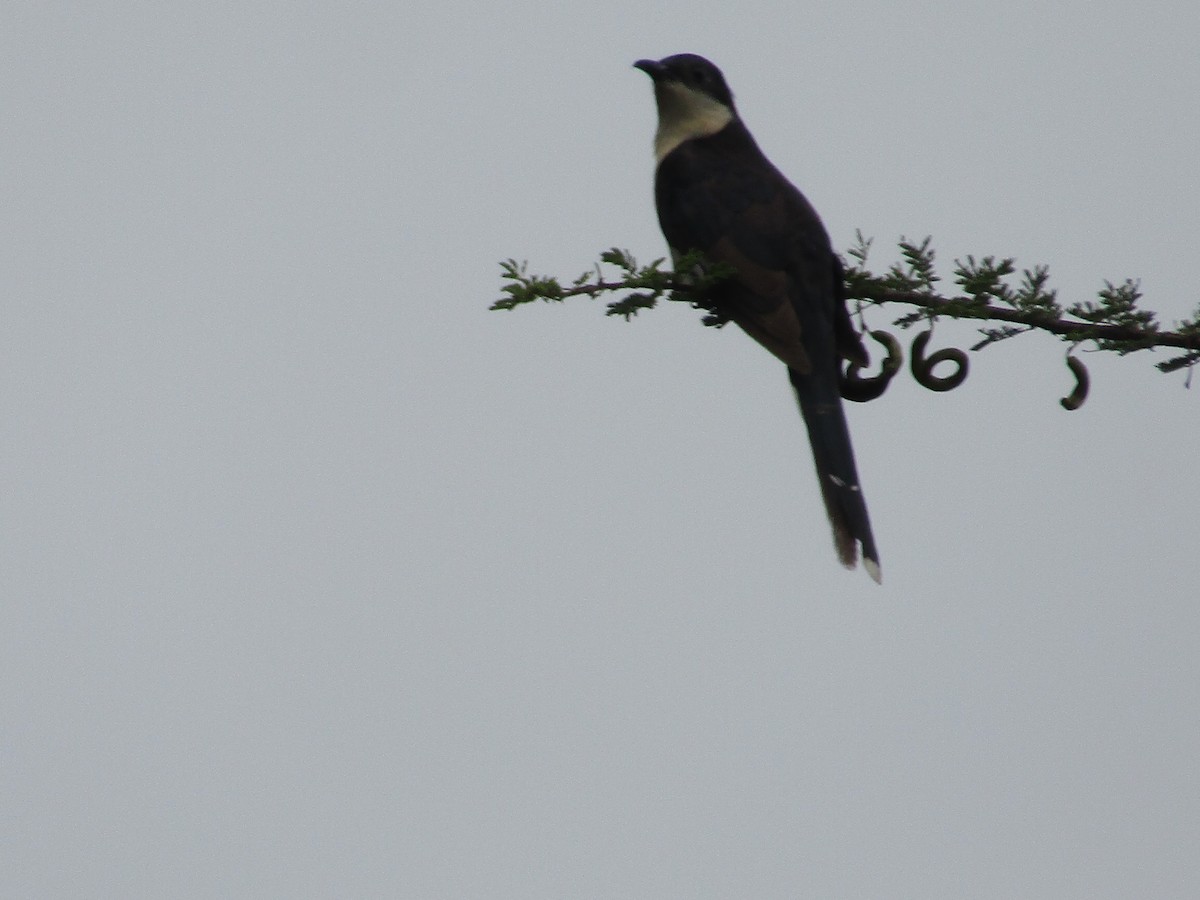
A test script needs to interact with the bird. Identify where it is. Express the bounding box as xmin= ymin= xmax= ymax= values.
xmin=634 ymin=53 xmax=881 ymax=584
